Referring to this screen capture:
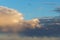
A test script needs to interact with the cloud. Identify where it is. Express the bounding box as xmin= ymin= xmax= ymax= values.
xmin=41 ymin=2 xmax=57 ymax=5
xmin=0 ymin=6 xmax=24 ymax=26
xmin=53 ymin=7 xmax=60 ymax=13
xmin=0 ymin=6 xmax=41 ymax=32
xmin=0 ymin=6 xmax=60 ymax=37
